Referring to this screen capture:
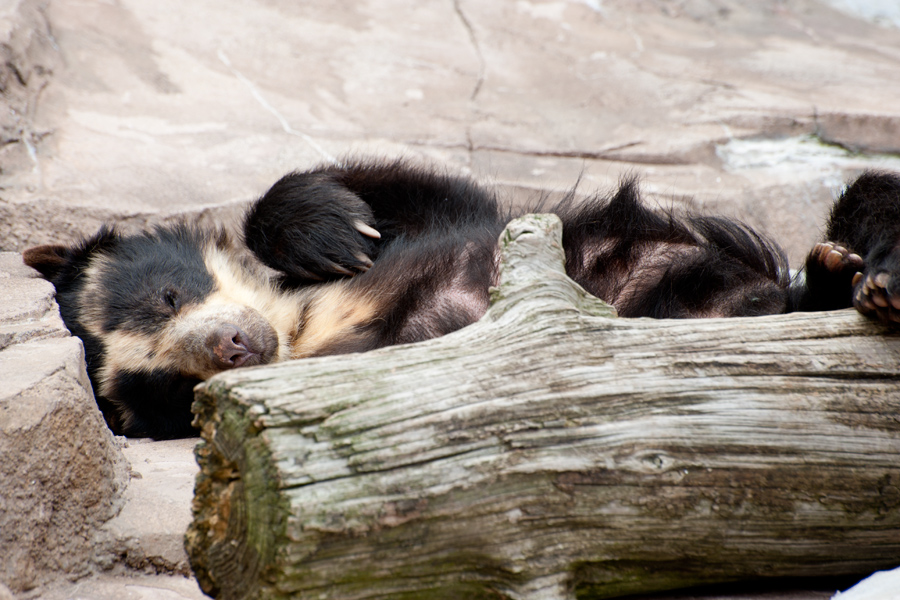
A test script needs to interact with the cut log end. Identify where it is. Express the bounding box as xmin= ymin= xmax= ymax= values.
xmin=187 ymin=396 xmax=286 ymax=600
